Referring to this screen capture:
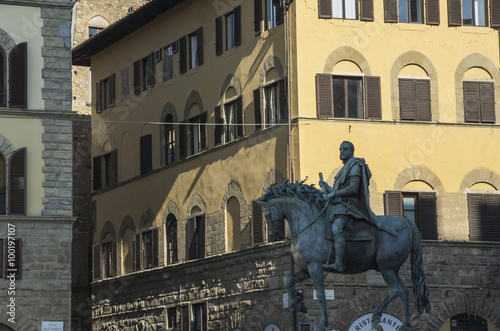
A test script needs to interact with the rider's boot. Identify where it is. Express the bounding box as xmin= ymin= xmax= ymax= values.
xmin=323 ymin=235 xmax=345 ymax=272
